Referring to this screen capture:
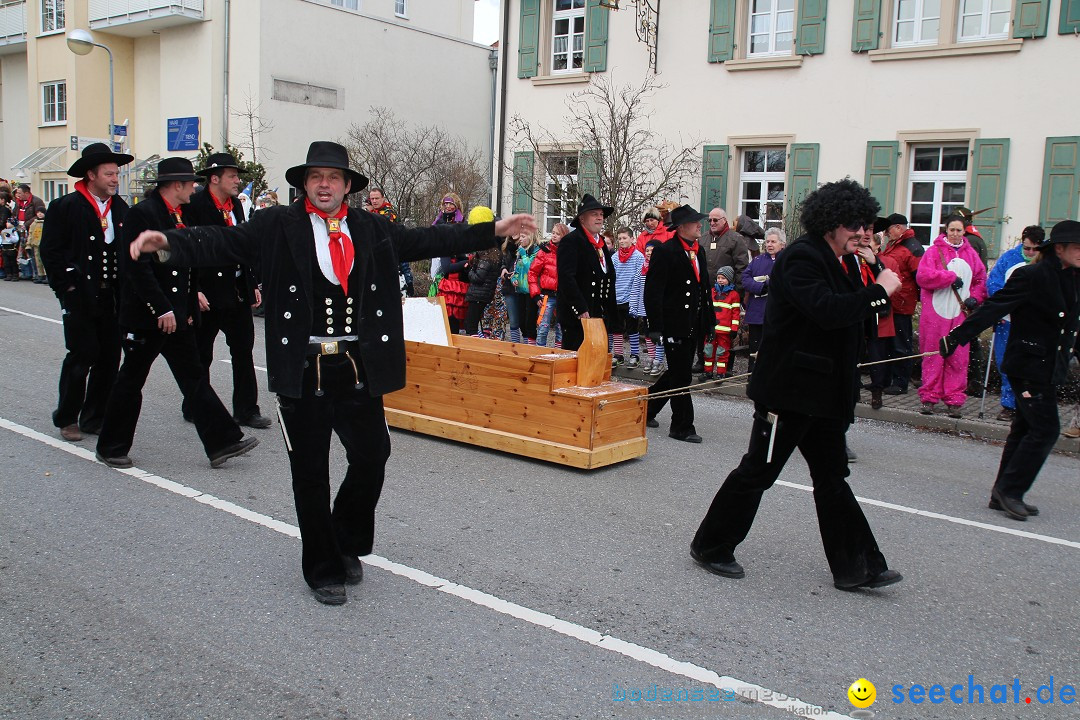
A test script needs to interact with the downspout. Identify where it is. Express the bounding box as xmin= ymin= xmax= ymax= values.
xmin=487 ymin=45 xmax=498 ymax=206
xmin=494 ymin=0 xmax=510 ymax=212
xmin=222 ymin=0 xmax=231 ymax=147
